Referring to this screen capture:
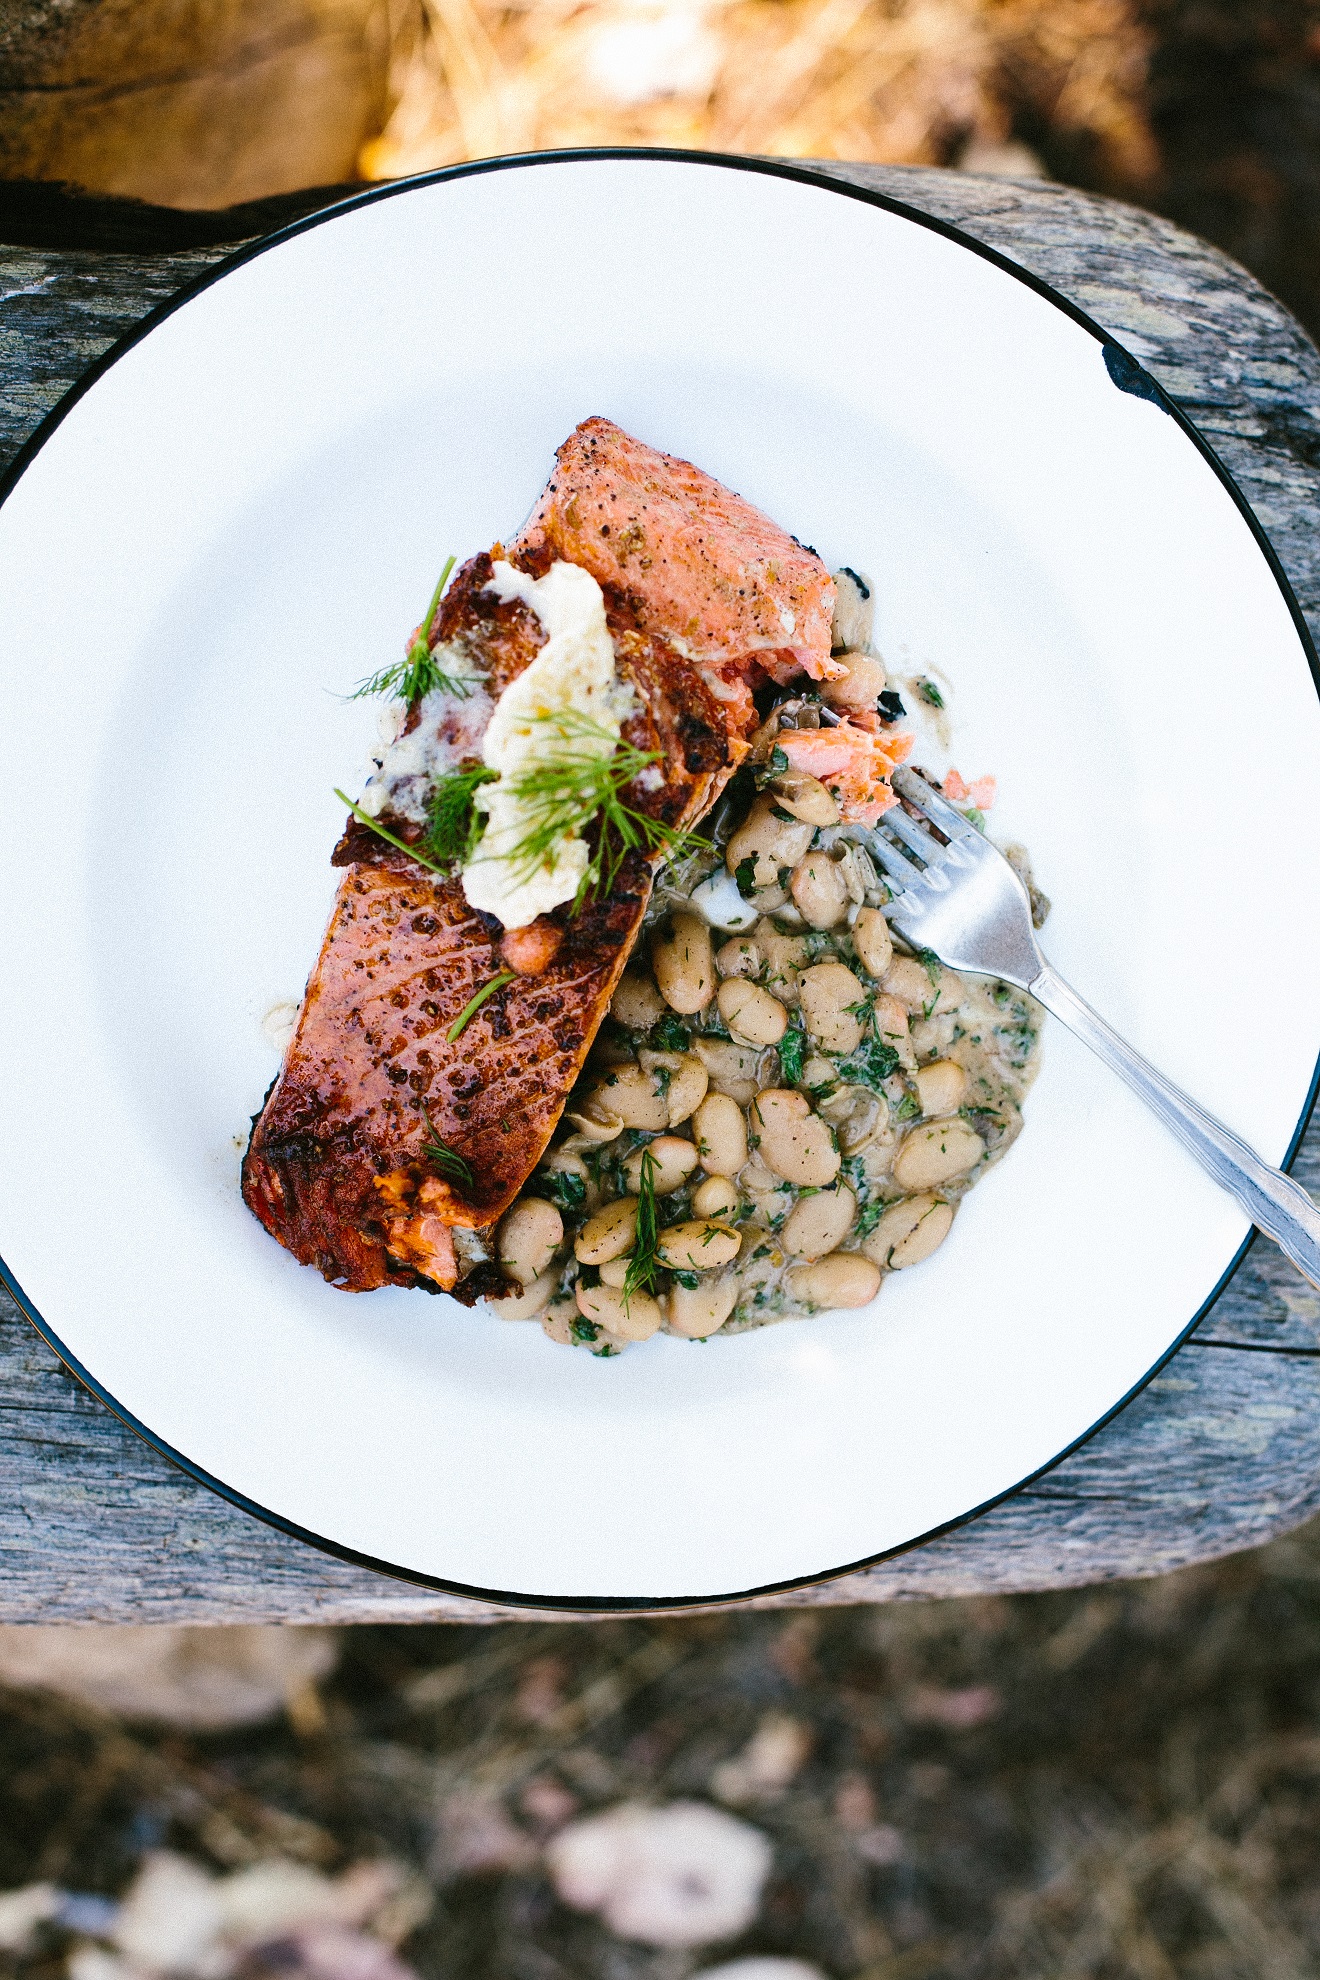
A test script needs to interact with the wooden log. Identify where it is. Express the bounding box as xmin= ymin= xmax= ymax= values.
xmin=0 ymin=0 xmax=391 ymax=209
xmin=2 ymin=162 xmax=1320 ymax=1618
